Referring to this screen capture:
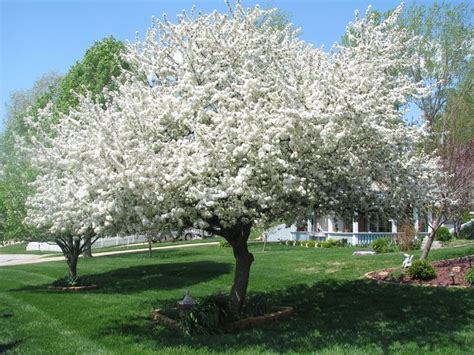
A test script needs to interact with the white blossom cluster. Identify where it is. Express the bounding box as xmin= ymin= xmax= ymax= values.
xmin=24 ymin=3 xmax=440 ymax=237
